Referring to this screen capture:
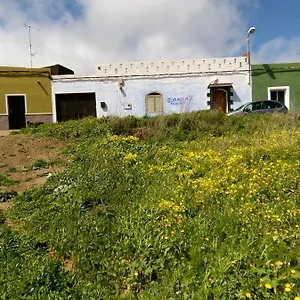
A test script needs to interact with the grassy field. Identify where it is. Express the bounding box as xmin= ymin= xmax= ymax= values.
xmin=2 ymin=112 xmax=300 ymax=299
